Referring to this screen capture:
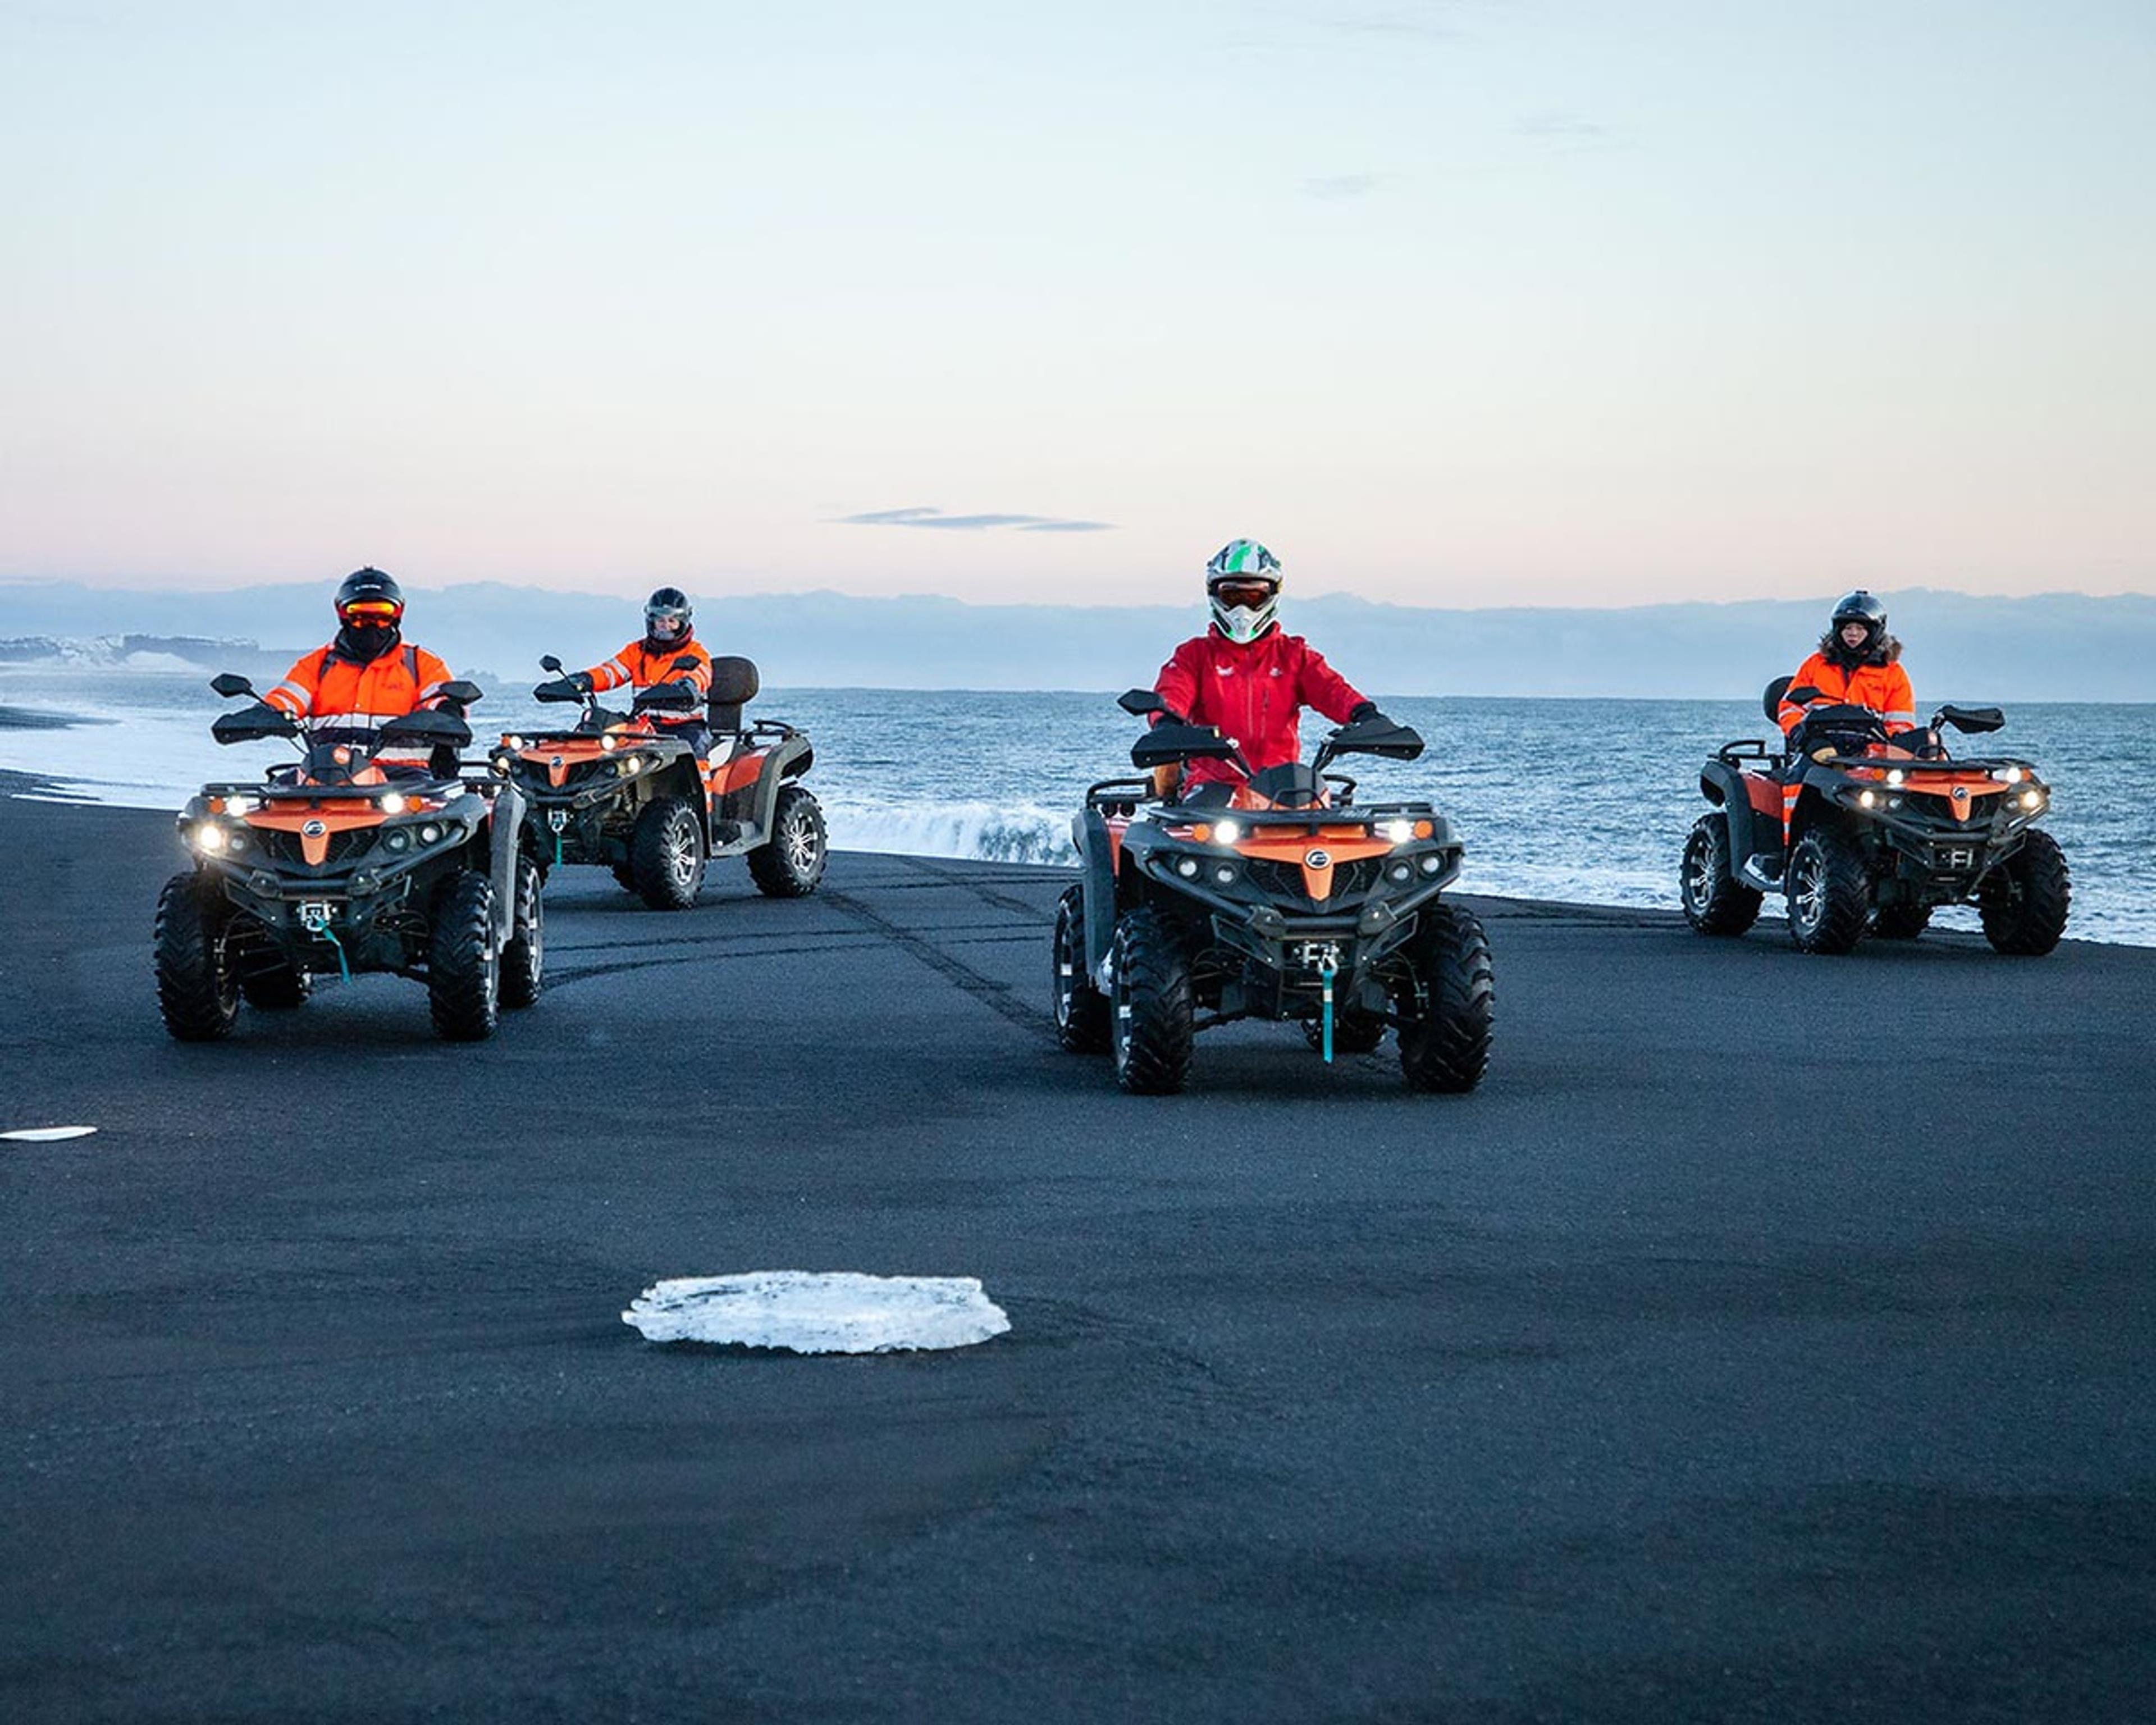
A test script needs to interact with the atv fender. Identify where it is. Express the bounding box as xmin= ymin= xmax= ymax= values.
xmin=715 ymin=732 xmax=814 ymax=851
xmin=1699 ymin=758 xmax=1775 ymax=868
xmin=1071 ymin=805 xmax=1120 ymax=975
xmin=486 ymin=781 xmax=527 ymax=943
